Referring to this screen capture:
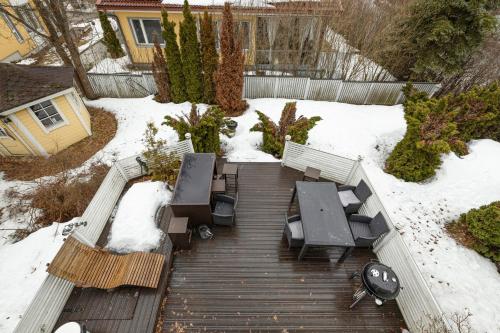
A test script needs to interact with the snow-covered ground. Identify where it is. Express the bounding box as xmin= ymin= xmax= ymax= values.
xmin=107 ymin=181 xmax=169 ymax=253
xmin=0 ymin=97 xmax=499 ymax=332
